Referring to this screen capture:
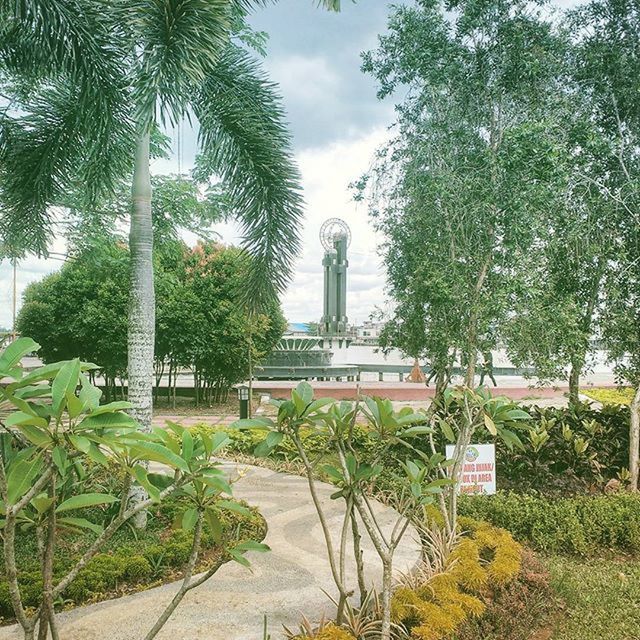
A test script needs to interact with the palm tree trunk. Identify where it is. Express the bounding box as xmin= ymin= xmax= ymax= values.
xmin=128 ymin=131 xmax=154 ymax=530
xmin=128 ymin=131 xmax=155 ymax=433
